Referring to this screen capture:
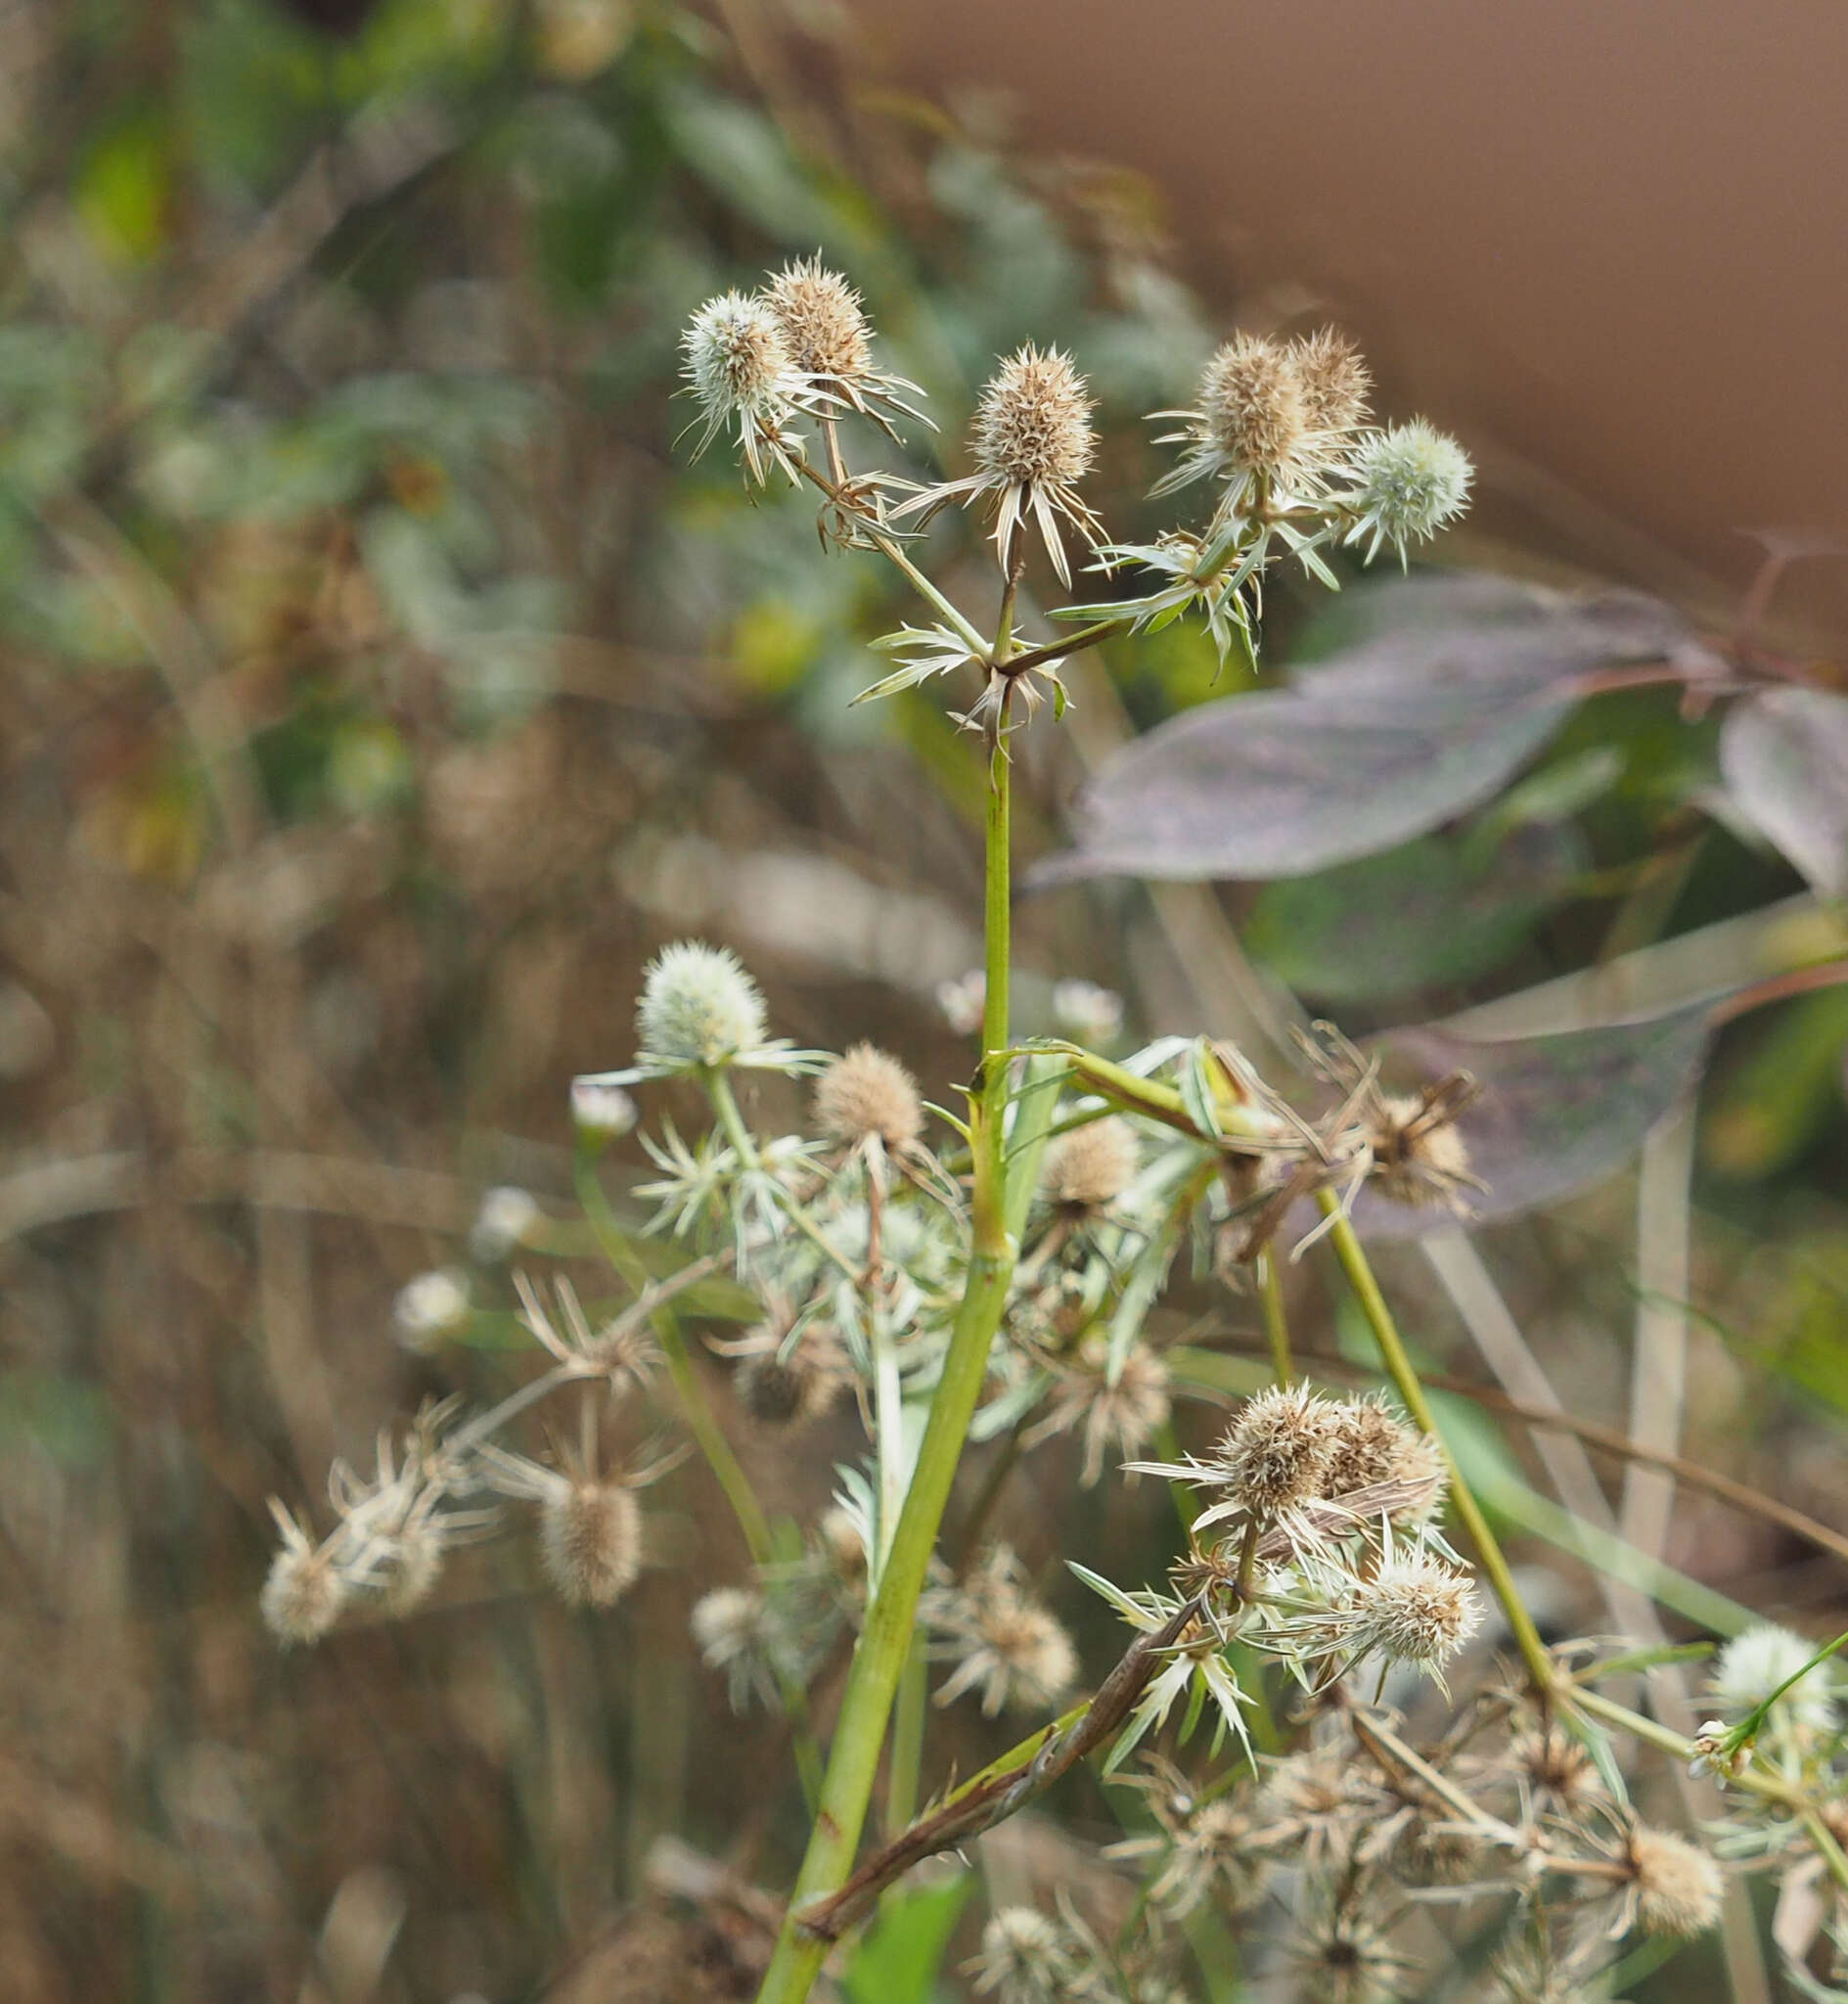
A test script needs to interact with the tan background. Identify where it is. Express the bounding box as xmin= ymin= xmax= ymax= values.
xmin=852 ymin=0 xmax=1848 ymax=641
